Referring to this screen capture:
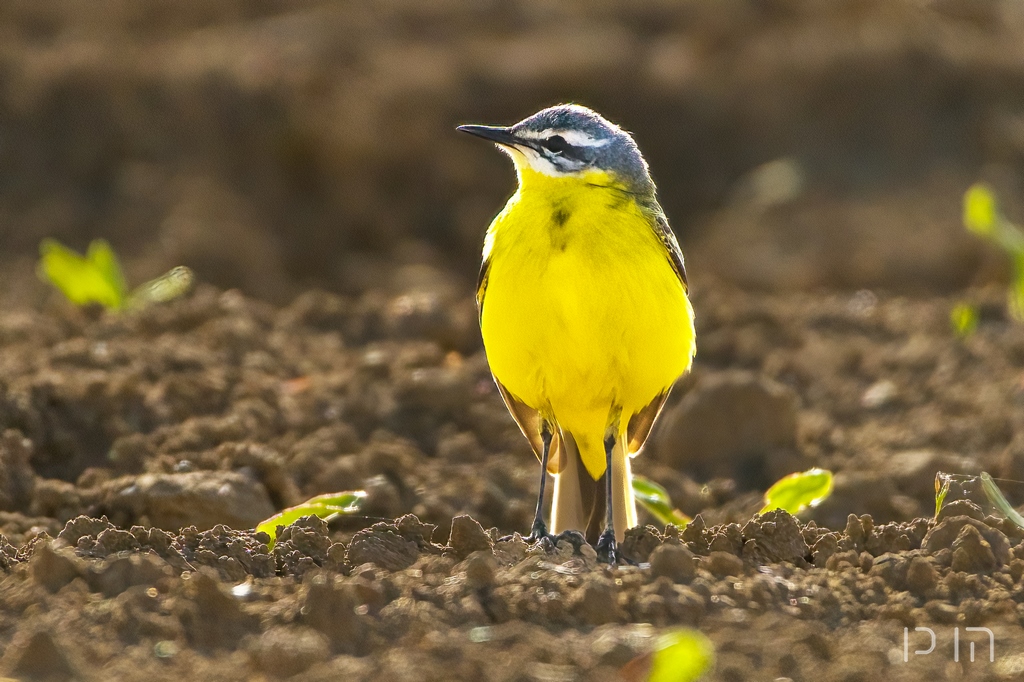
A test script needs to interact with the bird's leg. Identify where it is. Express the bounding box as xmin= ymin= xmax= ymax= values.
xmin=498 ymin=426 xmax=555 ymax=548
xmin=595 ymin=433 xmax=619 ymax=564
xmin=525 ymin=426 xmax=555 ymax=547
